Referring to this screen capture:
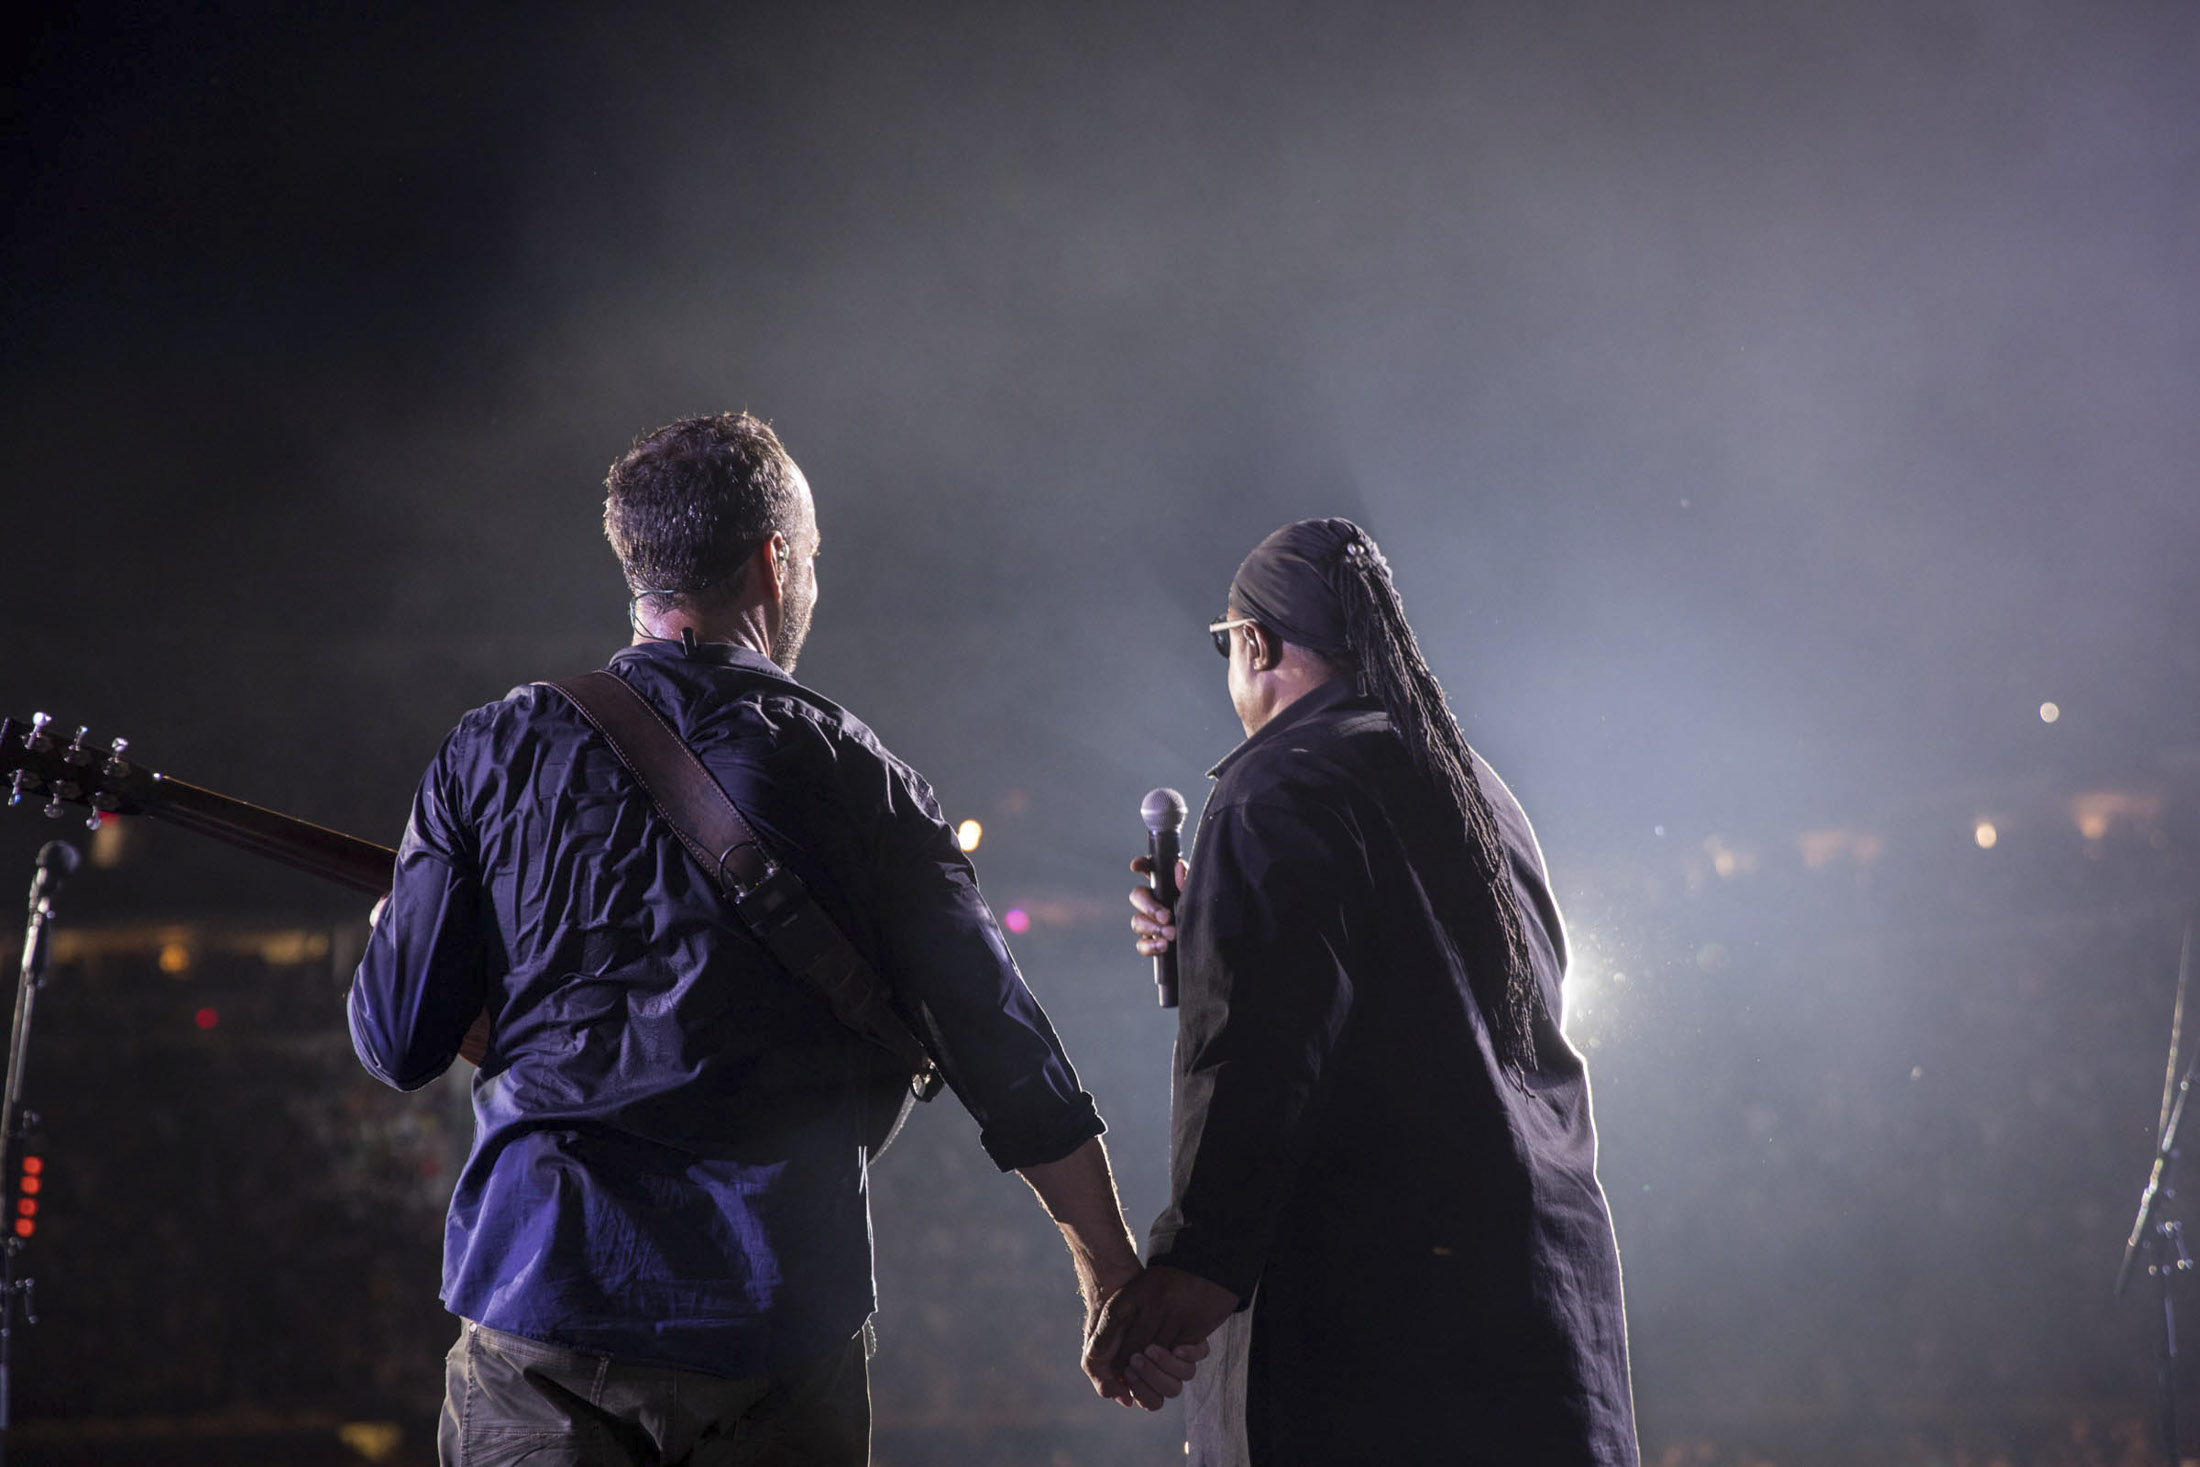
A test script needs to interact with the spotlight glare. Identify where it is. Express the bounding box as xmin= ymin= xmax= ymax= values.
xmin=1974 ymin=821 xmax=1998 ymax=850
xmin=1002 ymin=907 xmax=1031 ymax=934
xmin=955 ymin=819 xmax=983 ymax=853
xmin=2039 ymin=702 xmax=2060 ymax=724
